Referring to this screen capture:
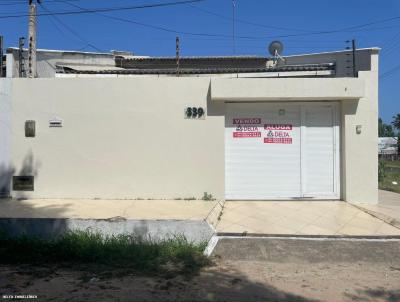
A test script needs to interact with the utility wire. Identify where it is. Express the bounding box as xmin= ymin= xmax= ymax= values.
xmin=0 ymin=0 xmax=79 ymax=5
xmin=6 ymin=0 xmax=399 ymax=57
xmin=1 ymin=0 xmax=399 ymax=41
xmin=43 ymin=7 xmax=68 ymax=36
xmin=380 ymin=30 xmax=400 ymax=56
xmin=60 ymin=0 xmax=257 ymax=39
xmin=1 ymin=0 xmax=399 ymax=43
xmin=0 ymin=0 xmax=206 ymax=18
xmin=380 ymin=62 xmax=400 ymax=80
xmin=232 ymin=0 xmax=235 ymax=54
xmin=263 ymin=17 xmax=400 ymax=40
xmin=56 ymin=0 xmax=400 ymax=42
xmin=39 ymin=3 xmax=103 ymax=52
xmin=188 ymin=3 xmax=310 ymax=32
